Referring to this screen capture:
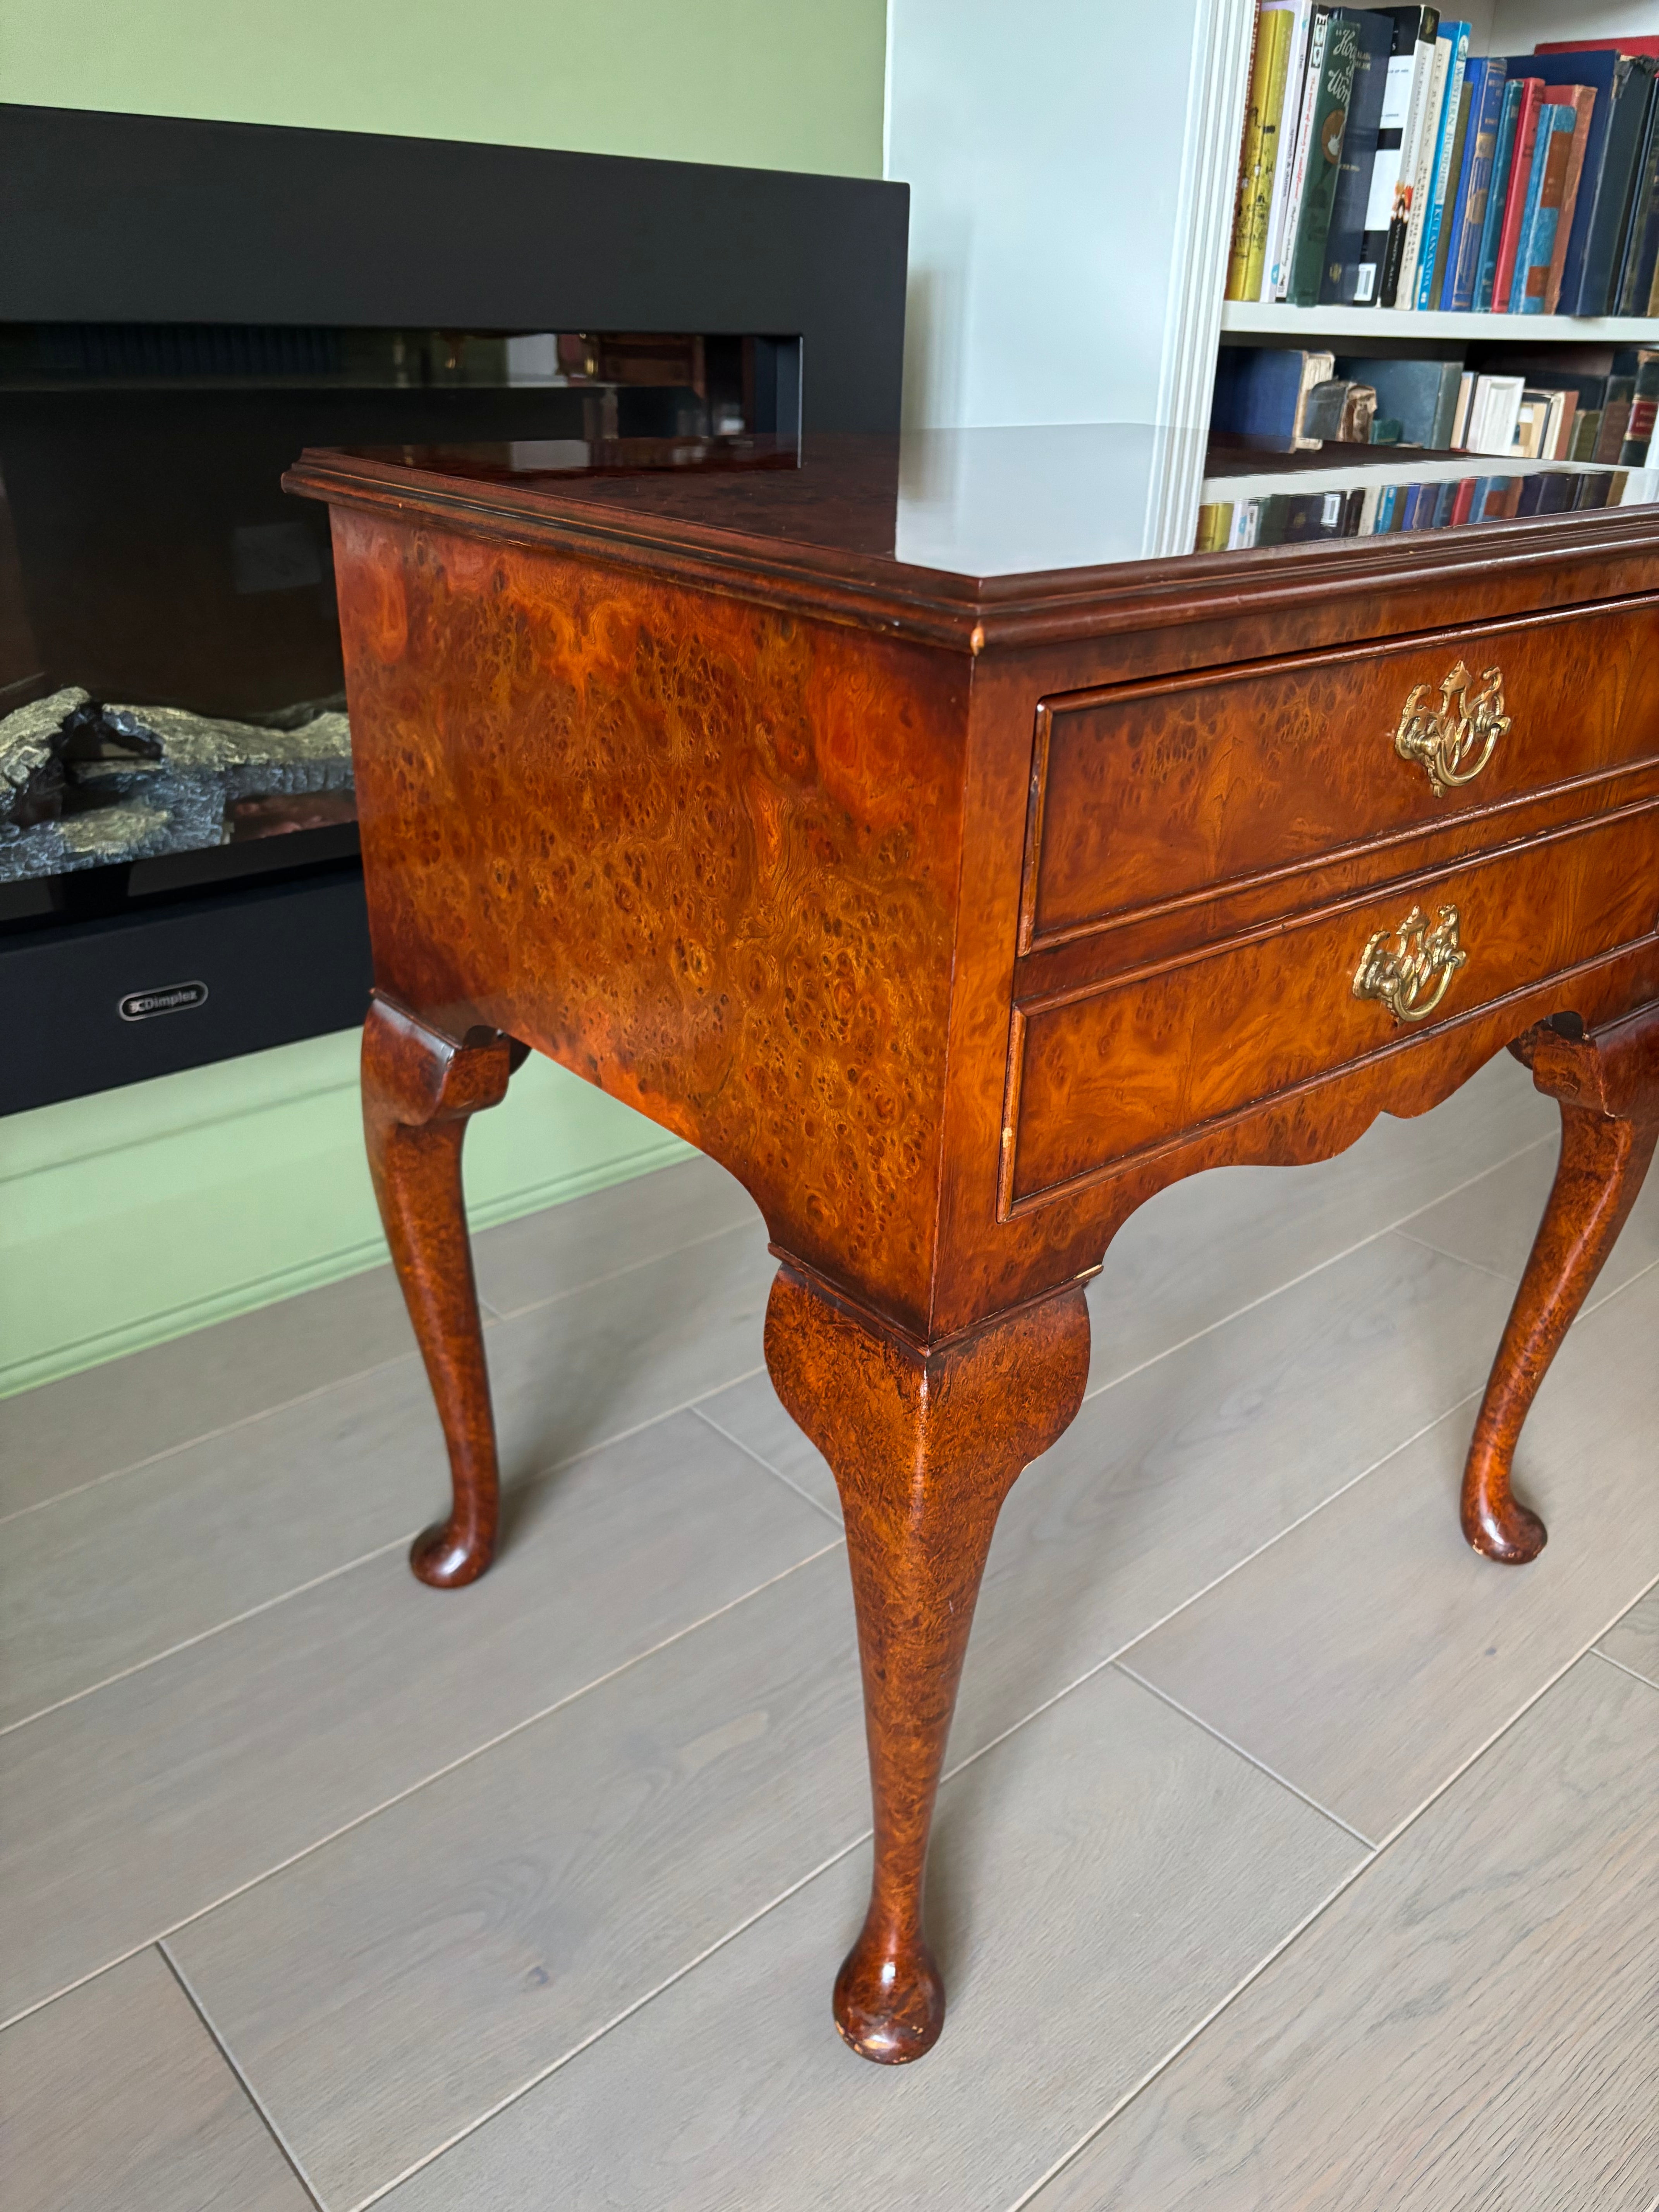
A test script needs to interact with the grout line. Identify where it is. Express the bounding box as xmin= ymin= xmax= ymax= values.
xmin=690 ymin=1404 xmax=844 ymax=1527
xmin=1008 ymin=1571 xmax=1659 ymax=2211
xmin=1590 ymin=1644 xmax=1659 ymax=1695
xmin=1391 ymin=1226 xmax=1520 ymax=1286
xmin=345 ymin=1825 xmax=878 ymax=2212
xmin=0 ymin=1533 xmax=415 ymax=1739
xmin=0 ymin=1540 xmax=844 ymax=2038
xmin=158 ymin=1941 xmax=327 ymax=2211
xmin=1114 ymin=1662 xmax=1377 ymax=1847
xmin=1076 ymin=1132 xmax=1555 ymax=1408
xmin=480 ymin=1215 xmax=757 ymax=1324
